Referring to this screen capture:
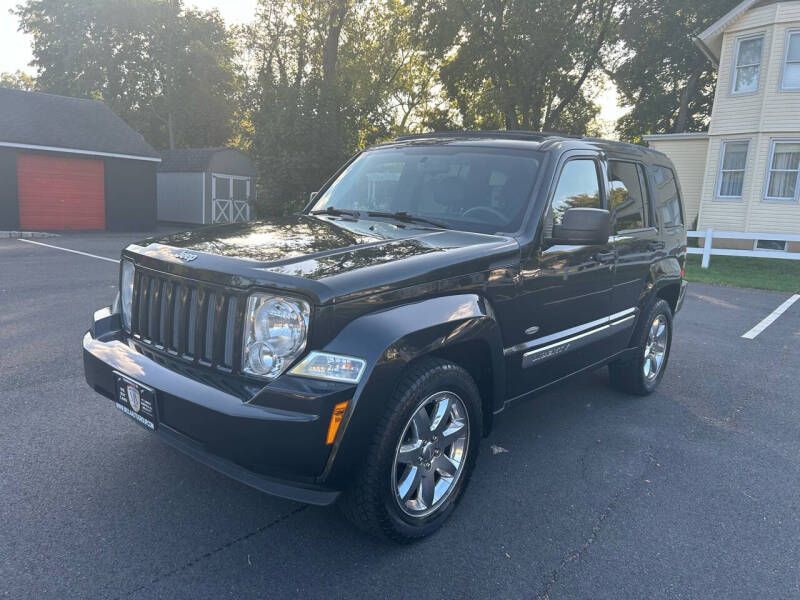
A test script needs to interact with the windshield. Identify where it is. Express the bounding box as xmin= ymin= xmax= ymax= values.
xmin=309 ymin=146 xmax=542 ymax=233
